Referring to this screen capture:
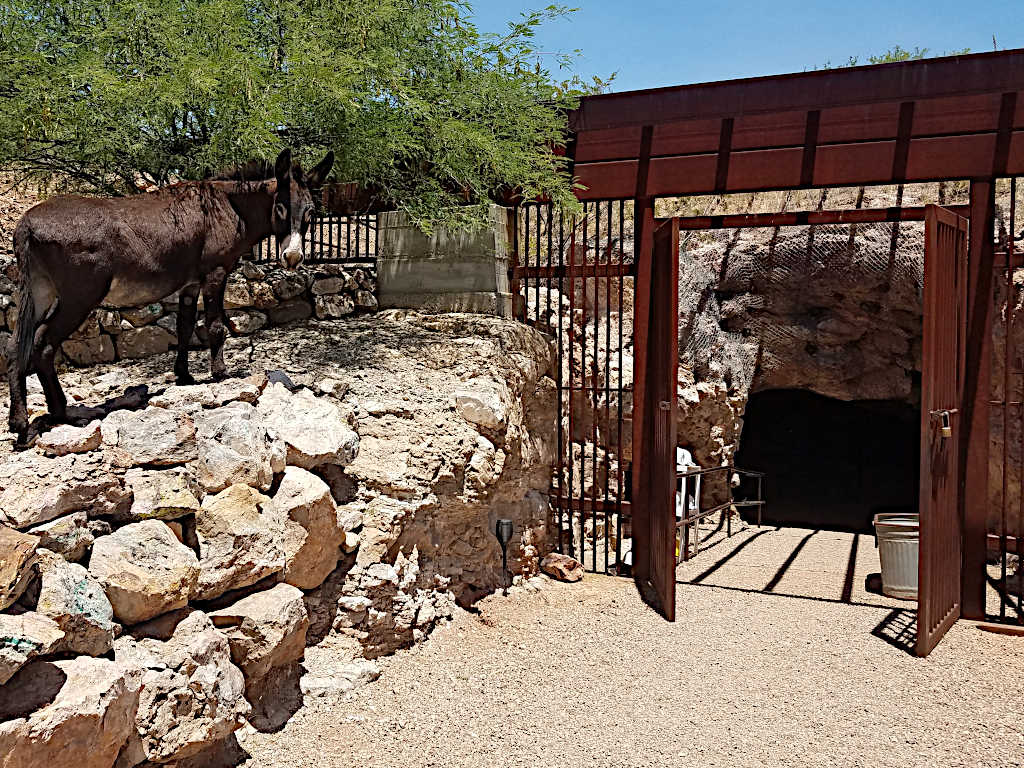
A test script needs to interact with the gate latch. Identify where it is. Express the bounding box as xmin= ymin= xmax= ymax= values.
xmin=659 ymin=400 xmax=672 ymax=411
xmin=929 ymin=408 xmax=957 ymax=438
